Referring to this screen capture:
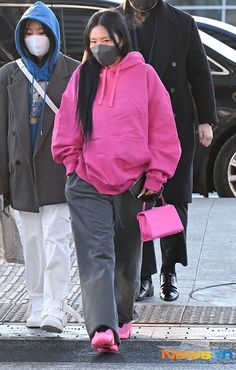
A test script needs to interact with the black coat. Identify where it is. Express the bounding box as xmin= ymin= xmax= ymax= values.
xmin=0 ymin=54 xmax=79 ymax=212
xmin=121 ymin=0 xmax=218 ymax=203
